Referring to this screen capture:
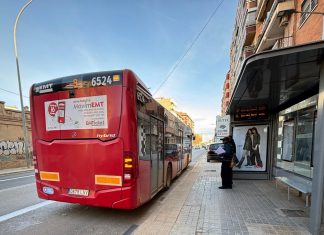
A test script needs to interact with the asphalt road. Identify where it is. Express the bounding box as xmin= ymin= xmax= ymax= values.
xmin=0 ymin=149 xmax=206 ymax=235
xmin=0 ymin=170 xmax=35 ymax=190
